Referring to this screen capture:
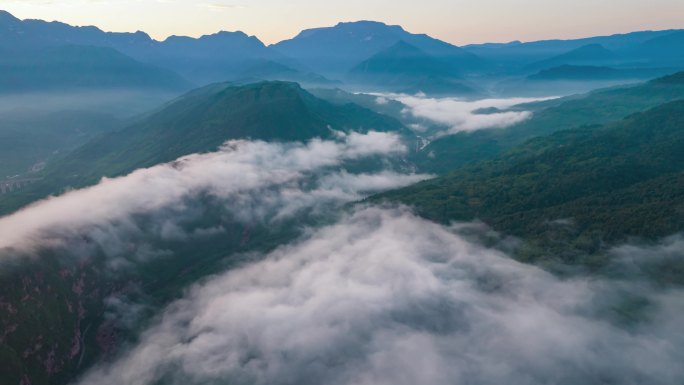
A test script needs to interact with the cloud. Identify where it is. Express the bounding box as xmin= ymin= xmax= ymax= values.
xmin=76 ymin=206 xmax=684 ymax=385
xmin=385 ymin=95 xmax=555 ymax=136
xmin=0 ymin=132 xmax=429 ymax=255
